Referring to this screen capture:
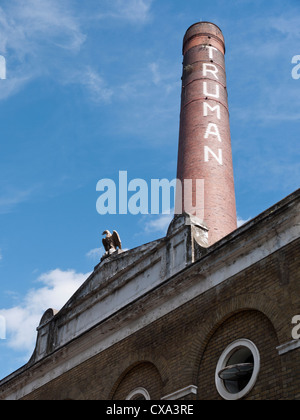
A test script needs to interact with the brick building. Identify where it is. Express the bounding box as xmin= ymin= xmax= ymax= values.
xmin=0 ymin=22 xmax=299 ymax=401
